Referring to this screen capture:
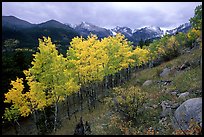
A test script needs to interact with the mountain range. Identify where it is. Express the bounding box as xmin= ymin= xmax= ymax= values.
xmin=2 ymin=15 xmax=191 ymax=50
